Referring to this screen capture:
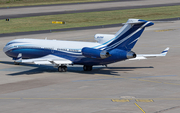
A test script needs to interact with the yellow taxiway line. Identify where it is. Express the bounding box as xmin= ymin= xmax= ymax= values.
xmin=134 ymin=103 xmax=146 ymax=113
